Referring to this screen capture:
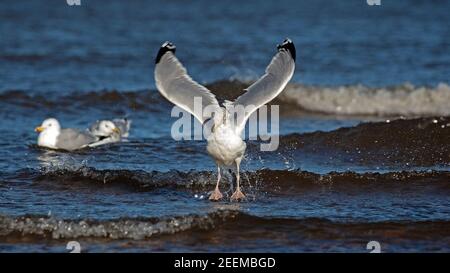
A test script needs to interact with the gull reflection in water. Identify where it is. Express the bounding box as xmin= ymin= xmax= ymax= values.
xmin=36 ymin=149 xmax=89 ymax=171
